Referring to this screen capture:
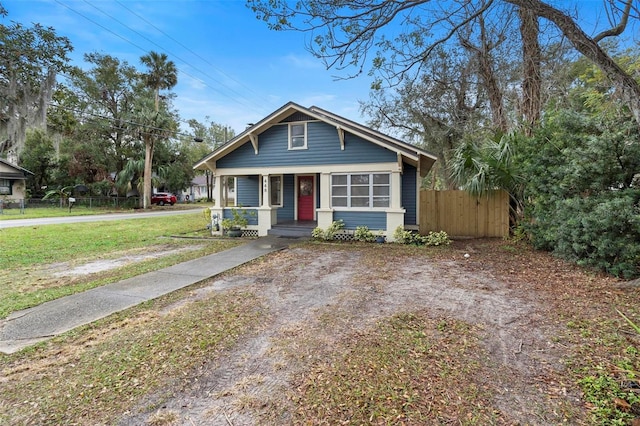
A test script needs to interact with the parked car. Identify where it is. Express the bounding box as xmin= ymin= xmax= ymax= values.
xmin=151 ymin=192 xmax=177 ymax=206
